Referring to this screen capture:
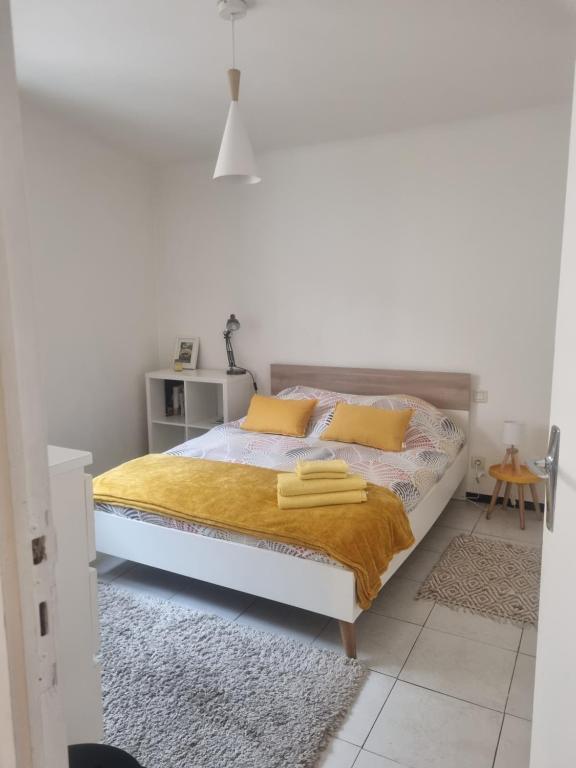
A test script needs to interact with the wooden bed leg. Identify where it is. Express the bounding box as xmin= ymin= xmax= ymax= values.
xmin=338 ymin=620 xmax=357 ymax=659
